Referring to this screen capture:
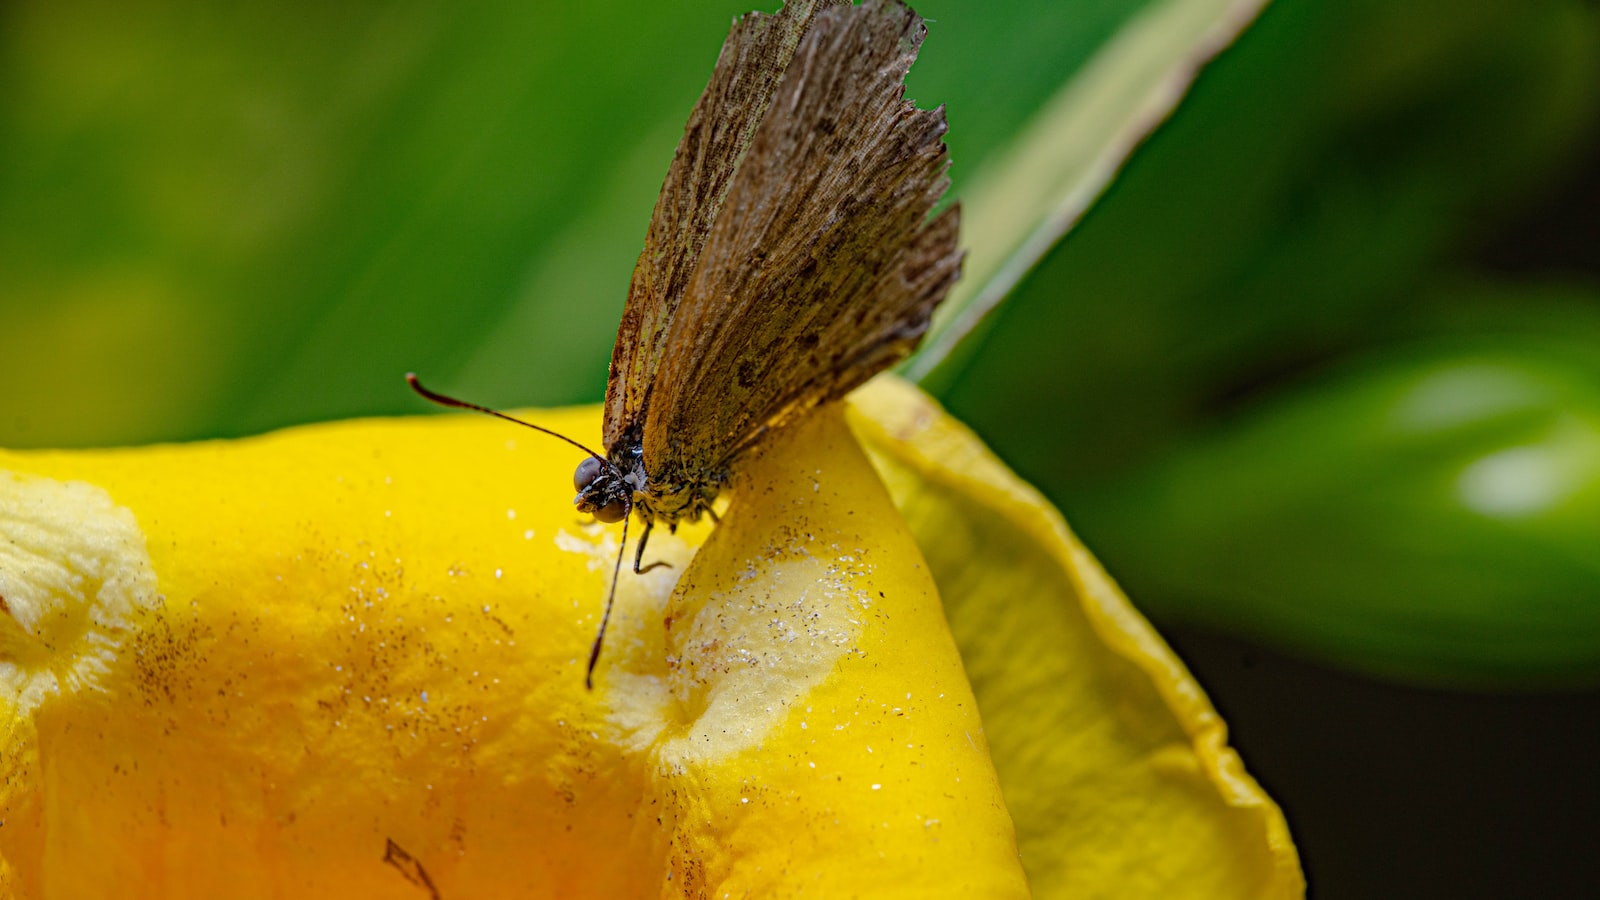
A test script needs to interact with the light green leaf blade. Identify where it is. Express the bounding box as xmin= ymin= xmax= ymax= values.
xmin=904 ymin=0 xmax=1273 ymax=384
